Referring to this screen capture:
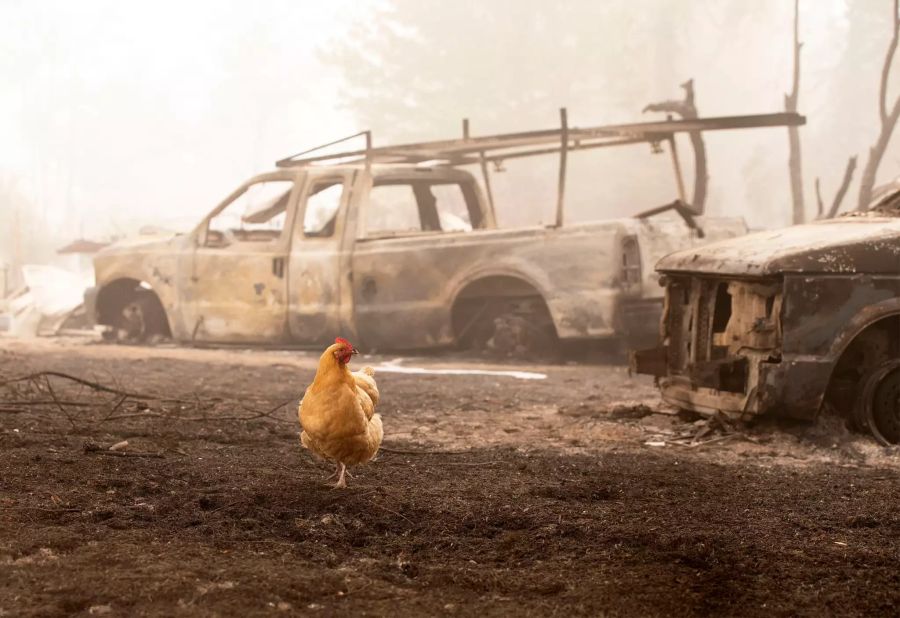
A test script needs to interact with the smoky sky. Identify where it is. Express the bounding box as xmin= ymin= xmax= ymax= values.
xmin=1 ymin=0 xmax=898 ymax=265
